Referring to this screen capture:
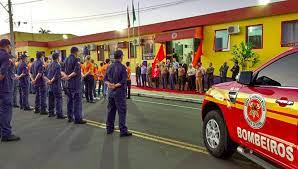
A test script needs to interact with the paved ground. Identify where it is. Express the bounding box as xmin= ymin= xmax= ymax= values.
xmin=0 ymin=94 xmax=262 ymax=169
